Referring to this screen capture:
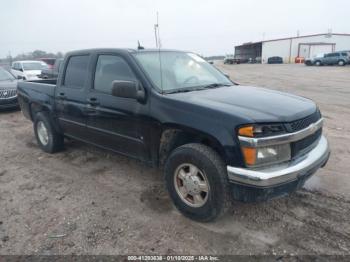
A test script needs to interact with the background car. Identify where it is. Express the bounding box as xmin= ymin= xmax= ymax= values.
xmin=39 ymin=58 xmax=56 ymax=69
xmin=11 ymin=60 xmax=48 ymax=81
xmin=224 ymin=55 xmax=235 ymax=64
xmin=305 ymin=53 xmax=324 ymax=66
xmin=0 ymin=67 xmax=19 ymax=110
xmin=267 ymin=56 xmax=283 ymax=64
xmin=39 ymin=58 xmax=63 ymax=79
xmin=312 ymin=52 xmax=350 ymax=66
